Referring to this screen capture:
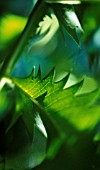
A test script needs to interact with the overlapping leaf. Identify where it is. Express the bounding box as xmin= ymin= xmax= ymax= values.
xmin=0 ymin=79 xmax=47 ymax=170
